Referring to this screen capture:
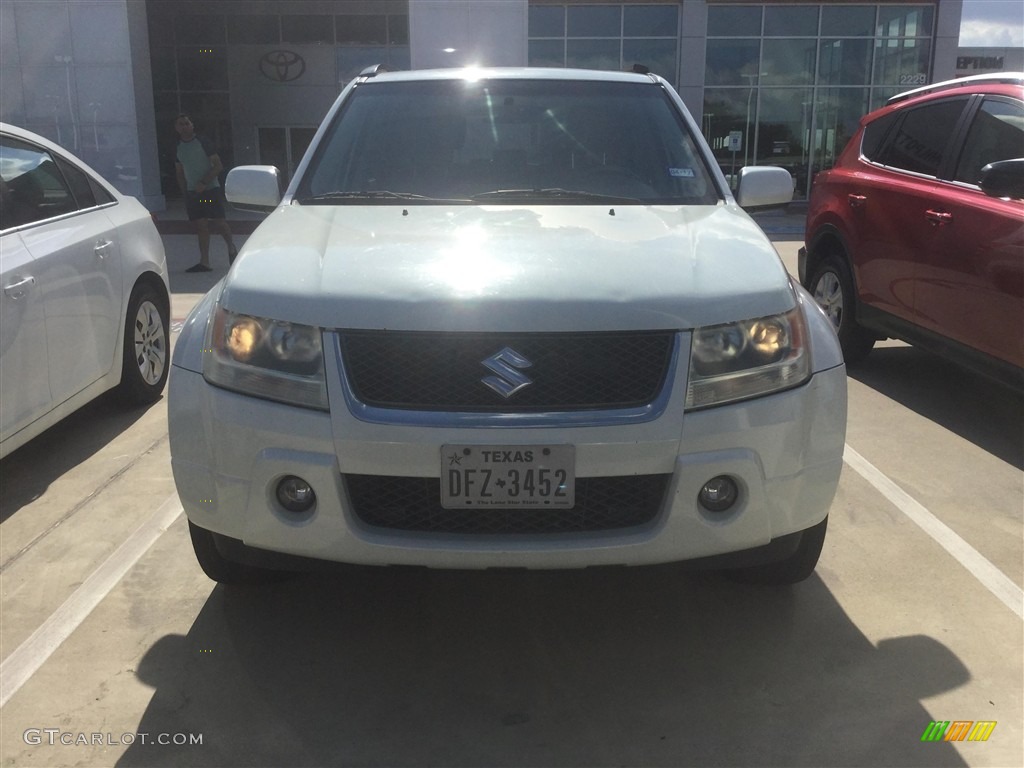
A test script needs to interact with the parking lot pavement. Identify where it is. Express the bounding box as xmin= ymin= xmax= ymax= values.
xmin=0 ymin=223 xmax=1020 ymax=767
xmin=752 ymin=206 xmax=807 ymax=237
xmin=162 ymin=233 xmax=248 ymax=328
